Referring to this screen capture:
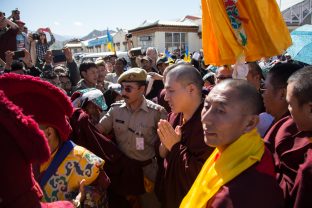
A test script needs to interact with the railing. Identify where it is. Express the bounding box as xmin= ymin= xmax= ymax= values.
xmin=282 ymin=0 xmax=312 ymax=25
